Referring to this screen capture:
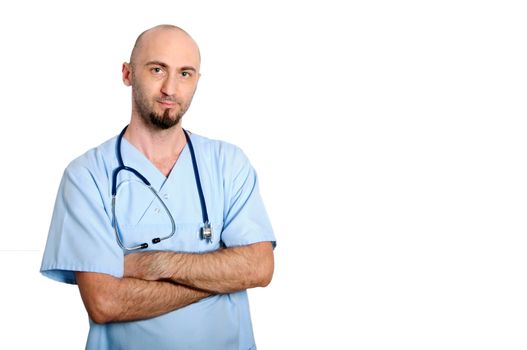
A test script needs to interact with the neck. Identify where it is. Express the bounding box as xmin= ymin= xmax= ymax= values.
xmin=124 ymin=118 xmax=187 ymax=176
